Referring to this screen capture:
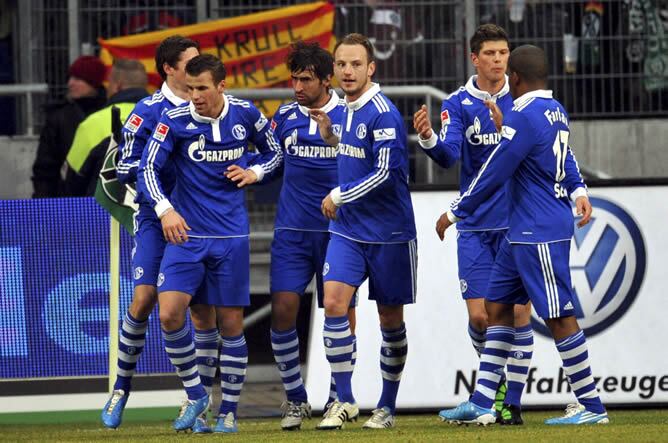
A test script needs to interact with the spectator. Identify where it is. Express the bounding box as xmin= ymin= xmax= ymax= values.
xmin=64 ymin=58 xmax=148 ymax=196
xmin=31 ymin=55 xmax=107 ymax=197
